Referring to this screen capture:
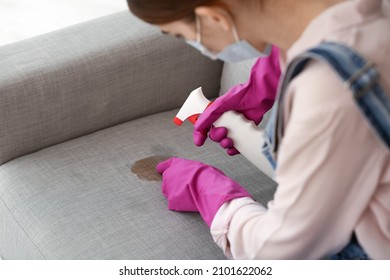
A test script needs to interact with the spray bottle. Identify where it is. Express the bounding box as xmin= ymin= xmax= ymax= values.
xmin=174 ymin=87 xmax=275 ymax=179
